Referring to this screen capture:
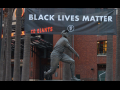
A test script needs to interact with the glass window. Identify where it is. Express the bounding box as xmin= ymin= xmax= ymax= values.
xmin=97 ymin=40 xmax=107 ymax=55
